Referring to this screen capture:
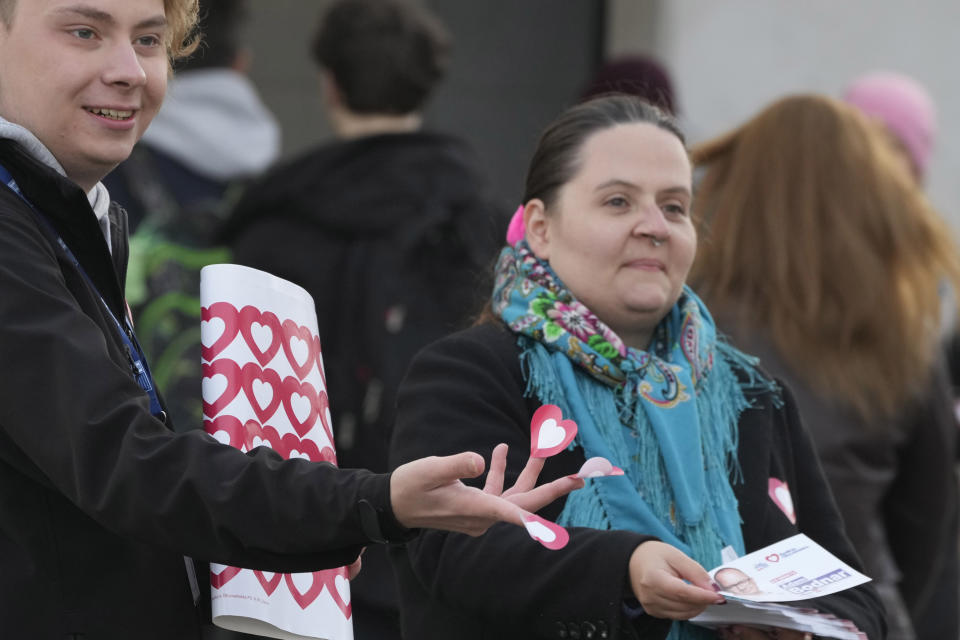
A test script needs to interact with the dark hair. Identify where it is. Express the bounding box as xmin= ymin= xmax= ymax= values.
xmin=524 ymin=95 xmax=685 ymax=208
xmin=311 ymin=0 xmax=451 ymax=115
xmin=580 ymin=55 xmax=677 ymax=115
xmin=175 ymin=0 xmax=246 ymax=72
